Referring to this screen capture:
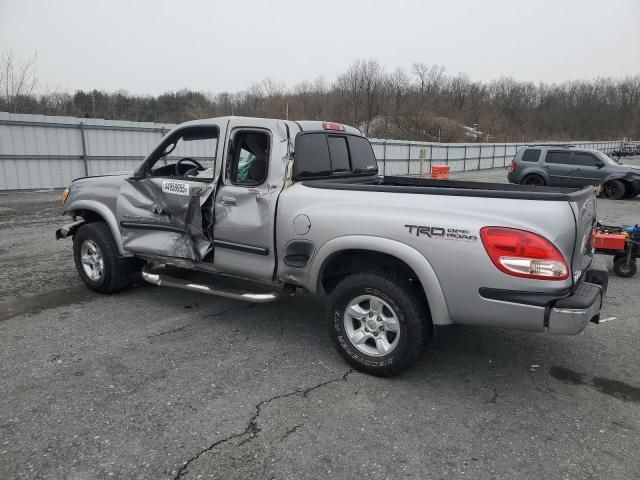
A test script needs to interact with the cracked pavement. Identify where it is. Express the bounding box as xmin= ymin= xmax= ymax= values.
xmin=1 ymin=164 xmax=640 ymax=479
